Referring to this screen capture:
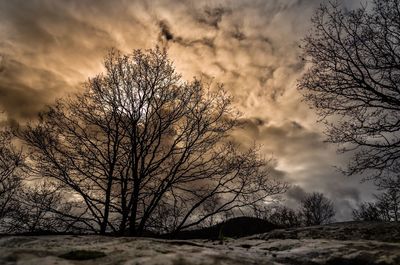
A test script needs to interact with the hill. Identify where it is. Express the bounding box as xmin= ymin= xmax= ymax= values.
xmin=170 ymin=216 xmax=278 ymax=239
